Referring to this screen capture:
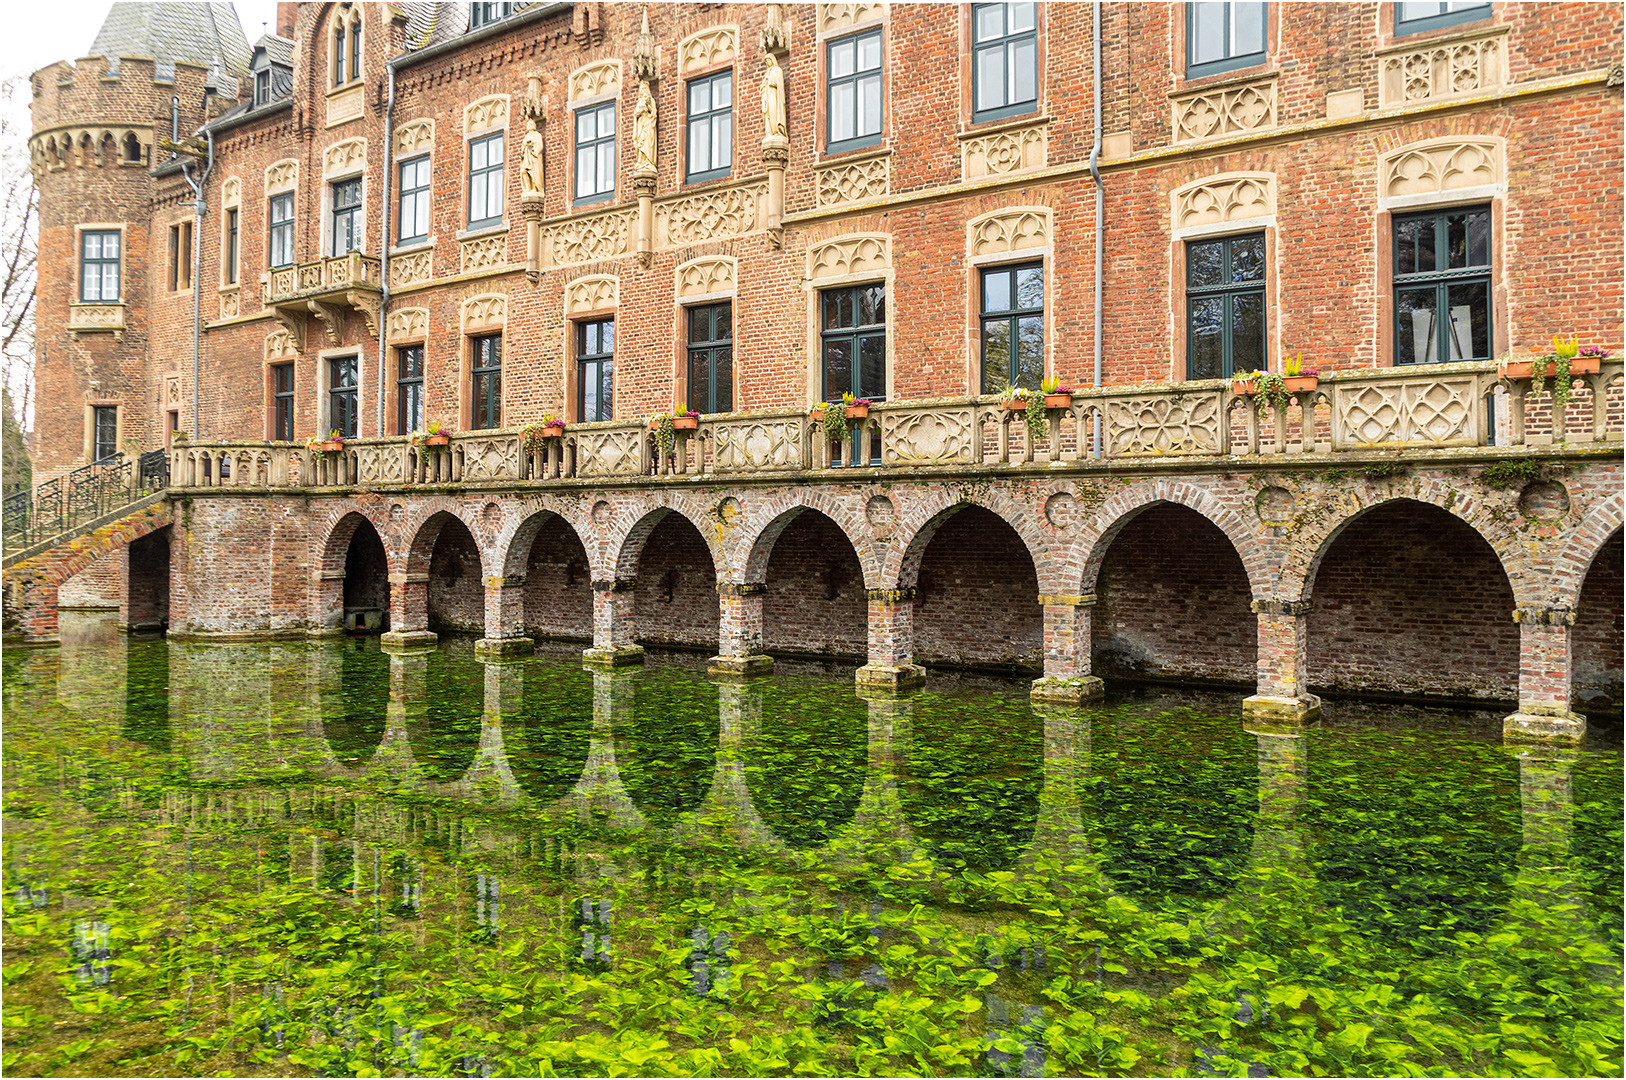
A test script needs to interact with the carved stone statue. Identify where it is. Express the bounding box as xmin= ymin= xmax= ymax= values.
xmin=761 ymin=54 xmax=787 ymax=141
xmin=521 ymin=118 xmax=544 ymax=197
xmin=633 ymin=80 xmax=657 ymax=174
